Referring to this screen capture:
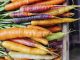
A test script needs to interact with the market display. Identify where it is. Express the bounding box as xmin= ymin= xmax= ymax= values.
xmin=0 ymin=0 xmax=79 ymax=60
